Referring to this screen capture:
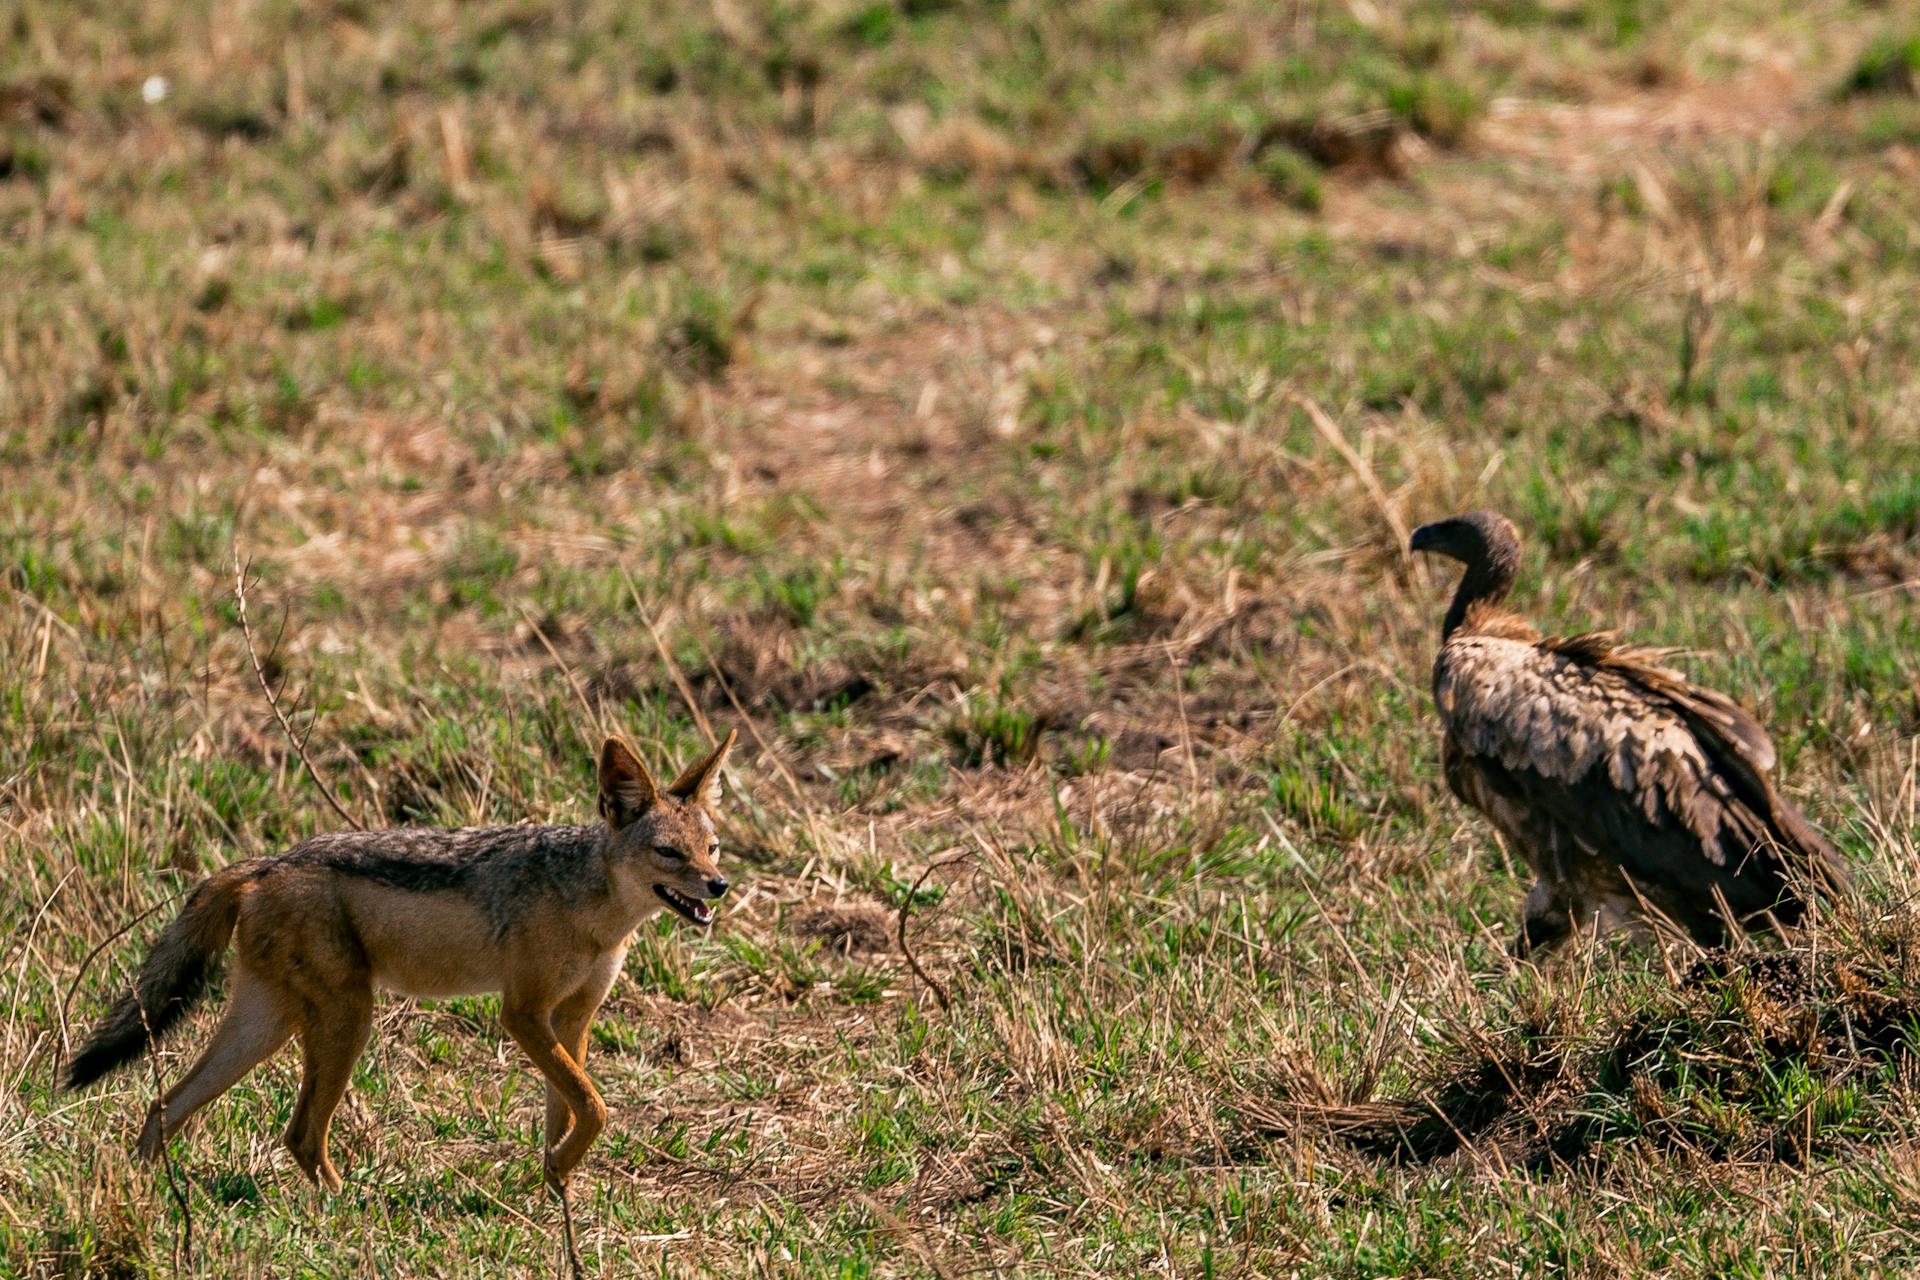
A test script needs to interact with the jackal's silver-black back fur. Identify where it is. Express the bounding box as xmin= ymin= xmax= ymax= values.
xmin=272 ymin=824 xmax=612 ymax=939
